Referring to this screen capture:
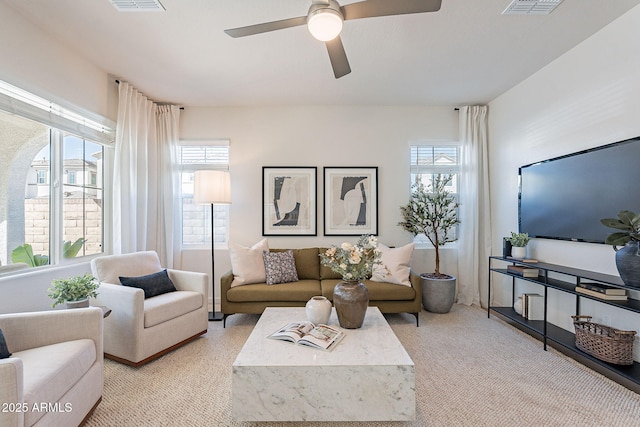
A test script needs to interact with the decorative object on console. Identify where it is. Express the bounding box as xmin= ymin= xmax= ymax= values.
xmin=319 ymin=234 xmax=381 ymax=328
xmin=513 ymin=296 xmax=523 ymax=316
xmin=398 ymin=174 xmax=459 ymax=313
xmin=572 ymin=315 xmax=637 ymax=365
xmin=194 ymin=169 xmax=232 ymax=321
xmin=507 ymin=265 xmax=539 ymax=278
xmin=262 ymin=166 xmax=317 ymax=236
xmin=323 ymin=166 xmax=378 ymax=236
xmin=506 ymin=232 xmax=530 ymax=259
xmin=601 ymin=210 xmax=640 ymax=288
xmin=47 ymin=273 xmax=99 ymax=308
xmin=305 ymin=296 xmax=332 ymax=326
